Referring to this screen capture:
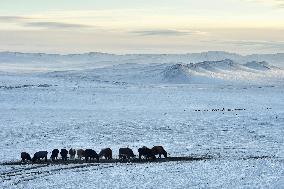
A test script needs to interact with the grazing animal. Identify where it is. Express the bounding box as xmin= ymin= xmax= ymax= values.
xmin=152 ymin=146 xmax=167 ymax=158
xmin=84 ymin=149 xmax=99 ymax=162
xmin=21 ymin=152 xmax=32 ymax=162
xmin=69 ymin=148 xmax=76 ymax=160
xmin=119 ymin=148 xmax=135 ymax=160
xmin=99 ymin=148 xmax=112 ymax=160
xmin=60 ymin=149 xmax=68 ymax=161
xmin=138 ymin=146 xmax=156 ymax=160
xmin=32 ymin=151 xmax=48 ymax=162
xmin=77 ymin=149 xmax=85 ymax=160
xmin=51 ymin=149 xmax=59 ymax=161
